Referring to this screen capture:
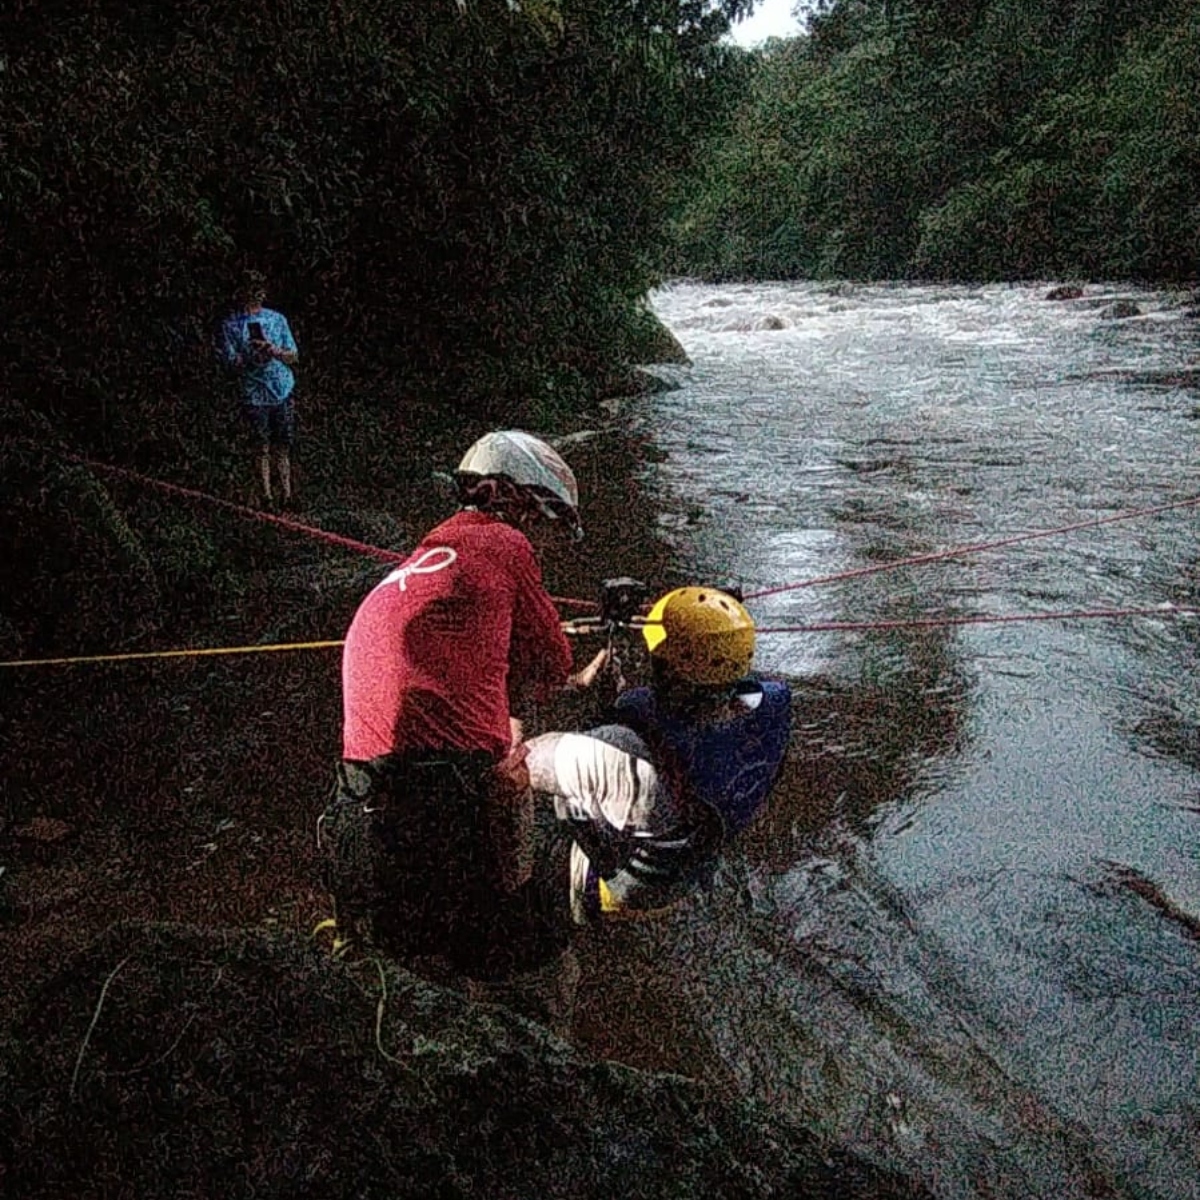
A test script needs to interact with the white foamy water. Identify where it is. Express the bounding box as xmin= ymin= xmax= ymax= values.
xmin=574 ymin=280 xmax=1200 ymax=1199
